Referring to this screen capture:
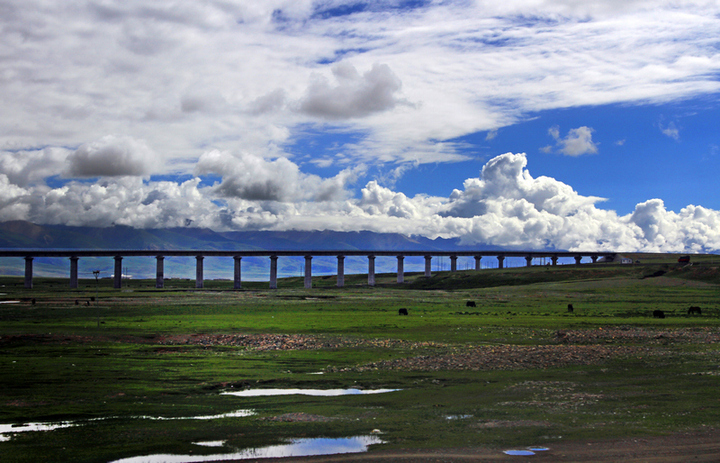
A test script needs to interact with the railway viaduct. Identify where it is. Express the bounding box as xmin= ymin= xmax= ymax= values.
xmin=1 ymin=249 xmax=616 ymax=290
